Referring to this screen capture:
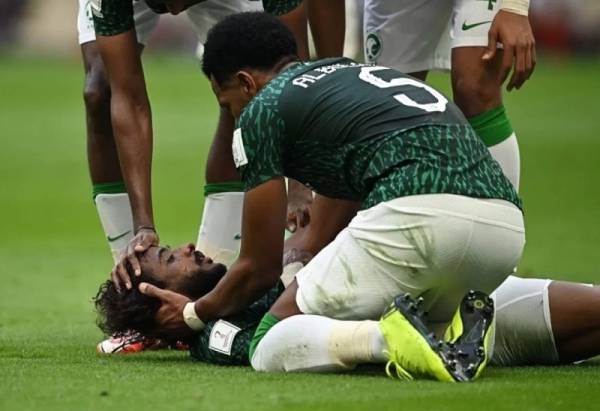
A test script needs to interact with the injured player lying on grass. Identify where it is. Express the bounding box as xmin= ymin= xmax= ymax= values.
xmin=94 ymin=243 xmax=600 ymax=370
